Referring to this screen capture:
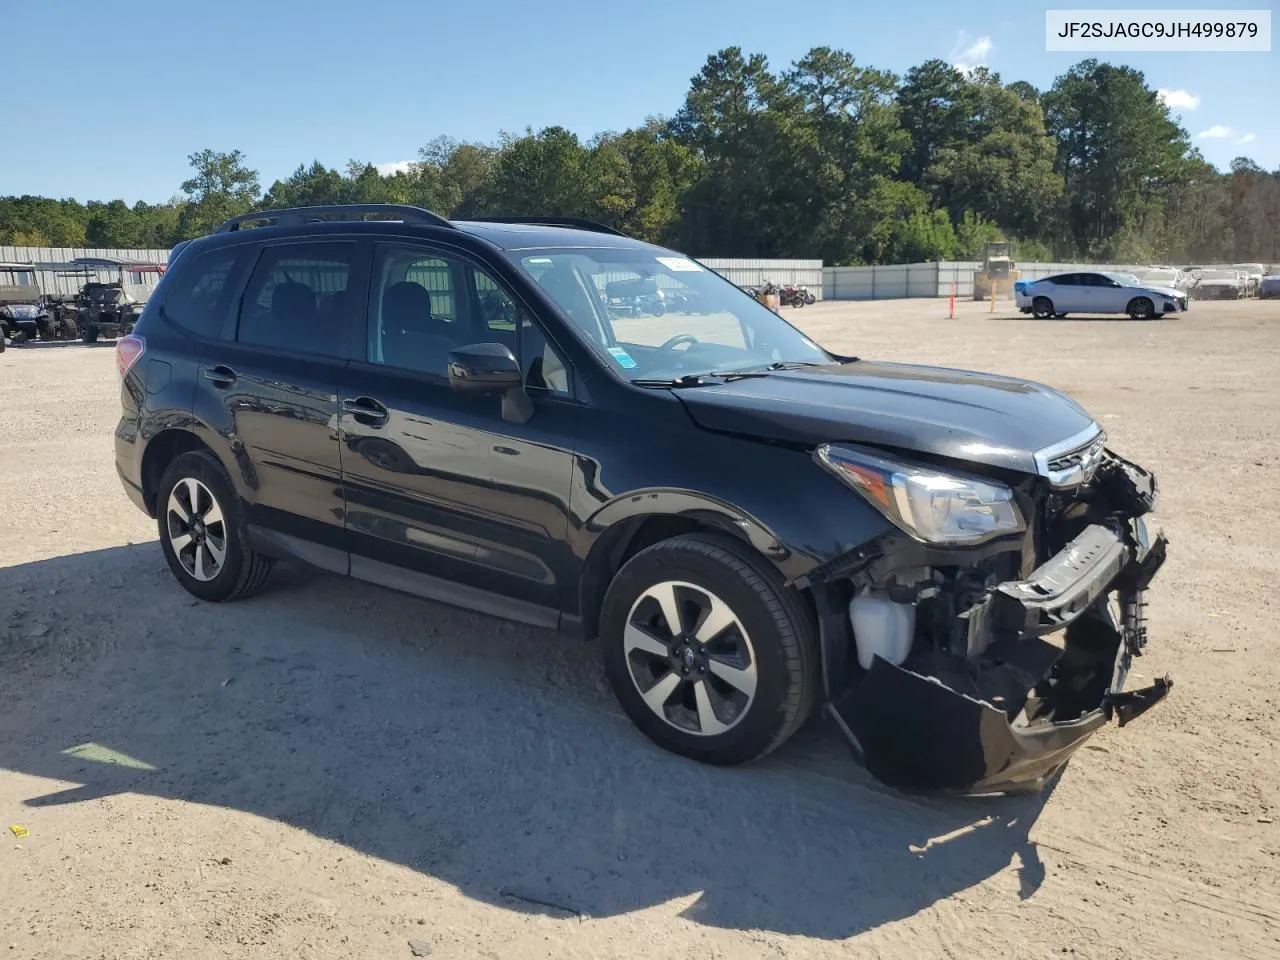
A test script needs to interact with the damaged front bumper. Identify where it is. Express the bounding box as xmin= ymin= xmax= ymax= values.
xmin=816 ymin=458 xmax=1171 ymax=795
